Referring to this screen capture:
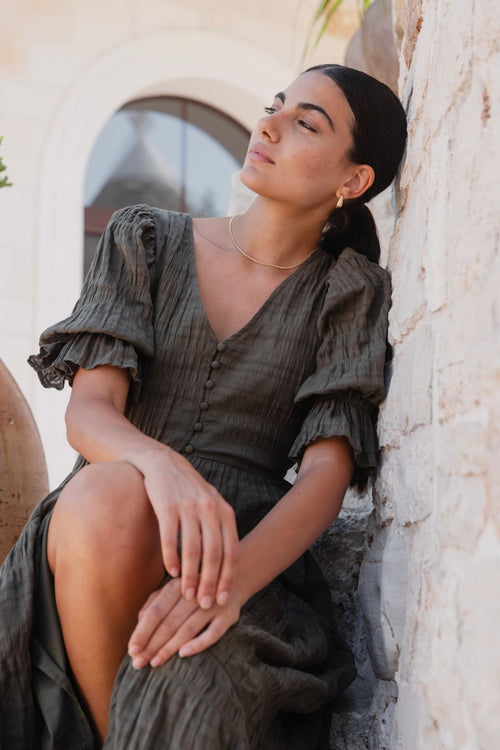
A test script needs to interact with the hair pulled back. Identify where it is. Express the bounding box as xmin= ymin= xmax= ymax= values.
xmin=304 ymin=64 xmax=408 ymax=263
